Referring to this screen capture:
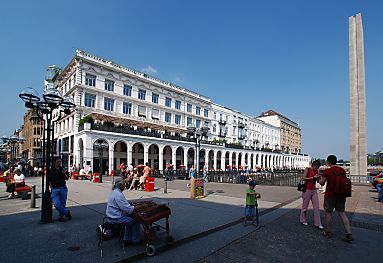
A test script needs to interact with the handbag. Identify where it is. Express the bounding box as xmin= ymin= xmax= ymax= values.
xmin=297 ymin=180 xmax=306 ymax=192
